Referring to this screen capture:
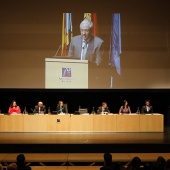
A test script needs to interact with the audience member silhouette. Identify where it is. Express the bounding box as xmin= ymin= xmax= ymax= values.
xmin=16 ymin=154 xmax=31 ymax=170
xmin=3 ymin=153 xmax=170 ymax=170
xmin=126 ymin=157 xmax=142 ymax=170
xmin=100 ymin=153 xmax=115 ymax=170
xmin=155 ymin=156 xmax=166 ymax=170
